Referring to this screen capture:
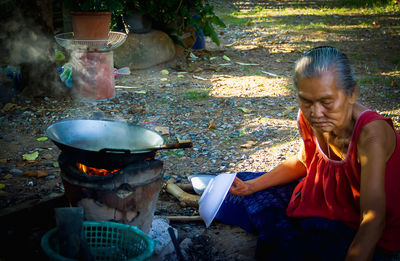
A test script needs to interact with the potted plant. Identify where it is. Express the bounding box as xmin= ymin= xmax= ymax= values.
xmin=63 ymin=0 xmax=123 ymax=40
xmin=122 ymin=0 xmax=225 ymax=47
